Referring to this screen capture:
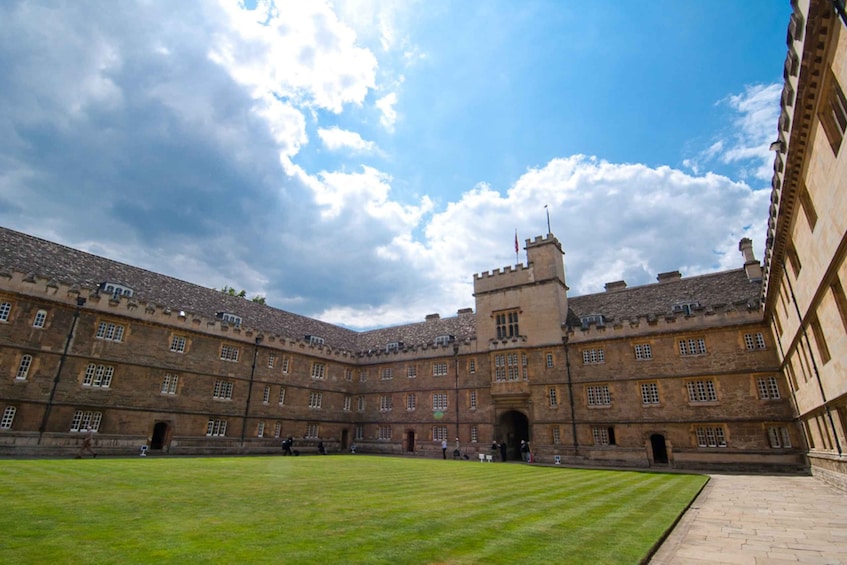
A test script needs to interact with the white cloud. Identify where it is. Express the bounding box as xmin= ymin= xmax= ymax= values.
xmin=317 ymin=126 xmax=377 ymax=152
xmin=376 ymin=92 xmax=398 ymax=131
